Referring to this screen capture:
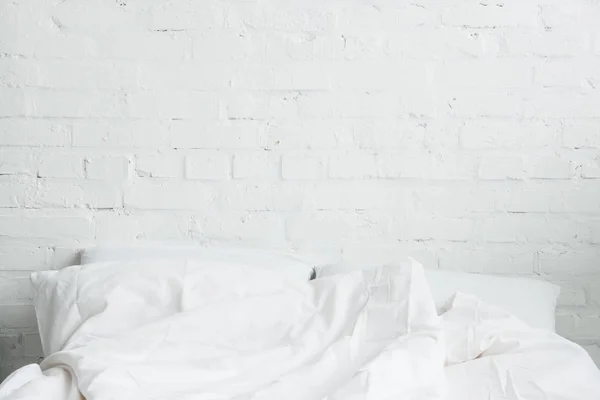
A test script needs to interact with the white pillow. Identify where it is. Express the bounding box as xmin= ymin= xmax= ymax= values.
xmin=80 ymin=245 xmax=316 ymax=281
xmin=317 ymin=265 xmax=560 ymax=332
xmin=31 ymin=258 xmax=309 ymax=357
